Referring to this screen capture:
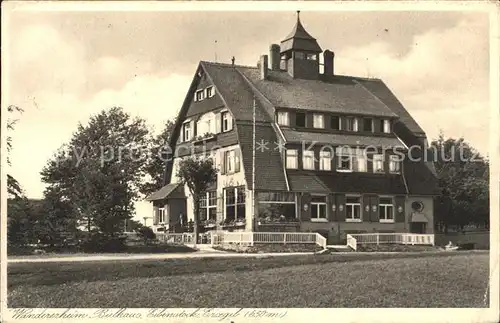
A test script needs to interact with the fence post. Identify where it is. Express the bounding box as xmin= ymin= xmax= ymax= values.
xmin=284 ymin=233 xmax=287 ymax=245
xmin=376 ymin=233 xmax=380 ymax=245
